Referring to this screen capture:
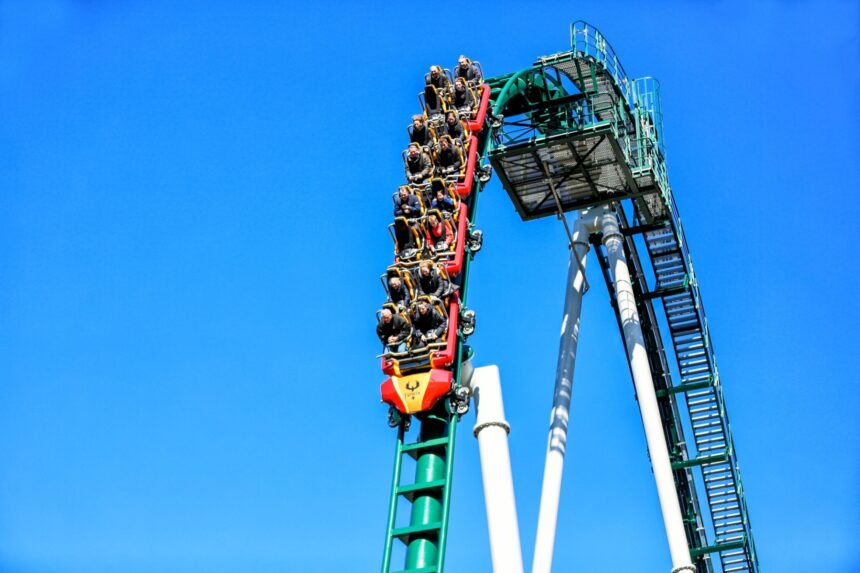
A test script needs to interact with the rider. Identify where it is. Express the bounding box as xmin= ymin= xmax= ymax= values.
xmin=439 ymin=111 xmax=464 ymax=142
xmin=455 ymin=55 xmax=481 ymax=84
xmin=387 ymin=276 xmax=412 ymax=310
xmin=409 ymin=114 xmax=433 ymax=147
xmin=424 ymin=211 xmax=454 ymax=252
xmin=425 ymin=65 xmax=450 ymax=92
xmin=377 ymin=307 xmax=411 ymax=354
xmin=392 ymin=187 xmax=422 ymax=256
xmin=452 ymin=77 xmax=473 ymax=115
xmin=411 ymin=299 xmax=447 ymax=349
xmin=431 ymin=188 xmax=456 ymax=219
xmin=415 ymin=259 xmax=448 ymax=300
xmin=393 ymin=186 xmax=421 ymax=219
xmin=405 ymin=143 xmax=433 ymax=184
xmin=435 ymin=137 xmax=462 ymax=177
